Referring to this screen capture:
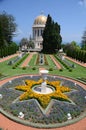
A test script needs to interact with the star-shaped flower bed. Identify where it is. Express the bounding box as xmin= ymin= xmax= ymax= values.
xmin=15 ymin=79 xmax=71 ymax=109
